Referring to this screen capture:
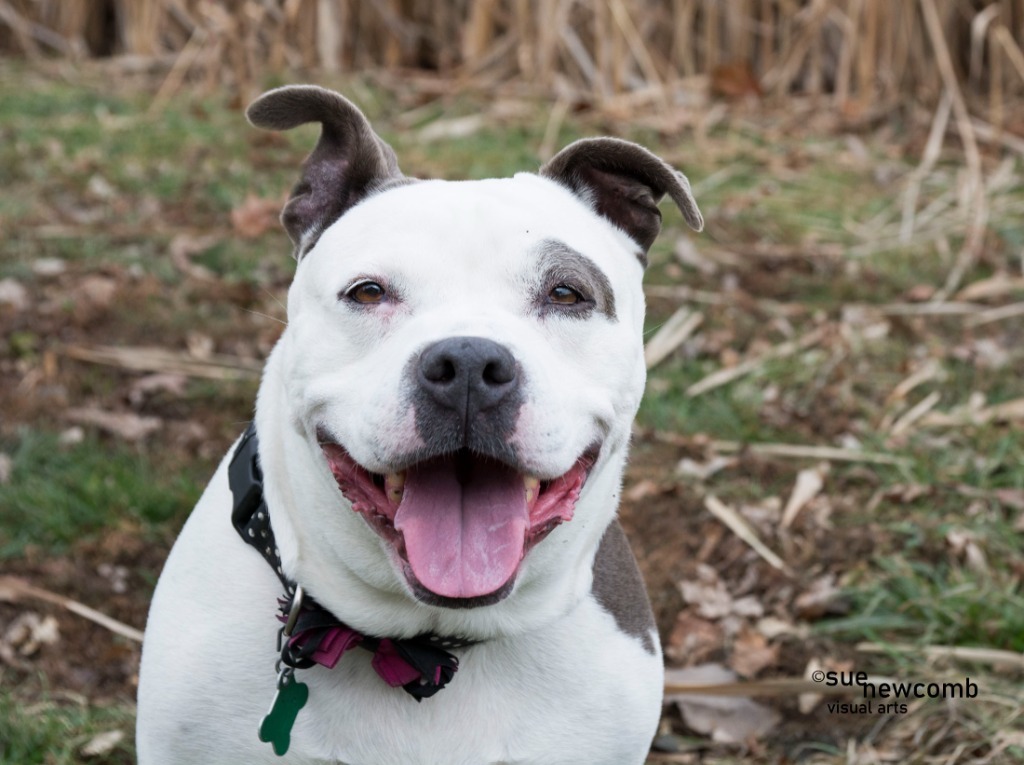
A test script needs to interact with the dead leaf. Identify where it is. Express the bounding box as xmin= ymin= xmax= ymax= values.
xmin=0 ymin=278 xmax=29 ymax=312
xmin=799 ymin=658 xmax=825 ymax=713
xmin=665 ymin=664 xmax=780 ymax=743
xmin=0 ymin=453 xmax=11 ymax=485
xmin=73 ymin=275 xmax=118 ymax=314
xmin=128 ymin=373 xmax=189 ymax=406
xmin=65 ymin=407 xmax=162 ymax=441
xmin=903 ymin=284 xmax=935 ymax=302
xmin=946 ymin=528 xmax=988 ymax=573
xmin=794 ymin=574 xmax=848 ymax=619
xmin=755 ymin=616 xmax=808 ymax=640
xmin=665 ymin=610 xmax=724 ymax=665
xmin=729 ymin=627 xmax=779 ymax=678
xmin=169 ymin=234 xmax=218 ymax=280
xmin=710 ymin=62 xmax=763 ymax=99
xmin=992 ymin=489 xmax=1024 ymax=512
xmin=0 ymin=612 xmax=60 ymax=668
xmin=781 ymin=463 xmax=828 ymax=528
xmin=231 ymin=194 xmax=282 ymax=239
xmin=679 ymin=564 xmax=764 ymax=623
xmin=86 ymin=173 xmax=117 ymax=201
xmin=679 ymin=565 xmax=734 ymax=620
xmin=187 ymin=332 xmax=215 ymax=360
xmin=883 ymin=483 xmax=933 ymax=504
xmin=31 ymin=257 xmax=66 ymax=278
xmin=81 ymin=730 xmax=125 ymax=757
